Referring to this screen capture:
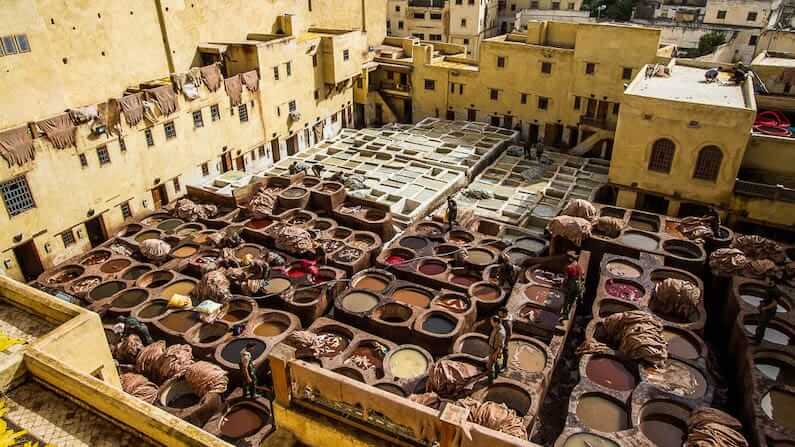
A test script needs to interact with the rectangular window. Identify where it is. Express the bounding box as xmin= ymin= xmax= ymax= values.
xmin=451 ymin=83 xmax=456 ymax=93
xmin=201 ymin=162 xmax=210 ymax=176
xmin=288 ymin=100 xmax=297 ymax=113
xmin=314 ymin=89 xmax=319 ymax=100
xmin=312 ymin=54 xmax=318 ymax=67
xmin=164 ymin=121 xmax=176 ymax=139
xmin=717 ymin=10 xmax=726 ymax=19
xmin=15 ymin=35 xmax=30 ymax=53
xmin=343 ymin=49 xmax=350 ymax=61
xmin=96 ymin=145 xmax=111 ymax=165
xmin=61 ymin=229 xmax=76 ymax=247
xmin=497 ymin=56 xmax=506 ymax=68
xmin=145 ymin=128 xmax=154 ymax=146
xmin=585 ymin=62 xmax=595 ymax=75
xmin=210 ymin=104 xmax=221 ymax=121
xmin=613 ymin=103 xmax=620 ymax=115
xmin=531 ymin=0 xmax=539 ymax=7
xmin=463 ymin=38 xmax=469 ymax=45
xmin=192 ymin=110 xmax=204 ymax=128
xmin=431 ymin=13 xmax=442 ymax=20
xmin=120 ymin=201 xmax=132 ymax=219
xmin=118 ymin=137 xmax=127 ymax=152
xmin=399 ymin=21 xmax=404 ymax=29
xmin=747 ymin=11 xmax=757 ymax=21
xmin=461 ymin=19 xmax=467 ymax=27
xmin=622 ymin=67 xmax=633 ymax=80
xmin=749 ymin=35 xmax=758 ymax=45
xmin=490 ymin=89 xmax=499 ymax=100
xmin=286 ymin=61 xmax=292 ymax=76
xmin=521 ymin=93 xmax=528 ymax=104
xmin=1 ymin=36 xmax=18 ymax=55
xmin=574 ymin=96 xmax=581 ymax=110
xmin=273 ymin=66 xmax=280 ymax=81
xmin=541 ymin=62 xmax=552 ymax=74
xmin=490 ymin=116 xmax=500 ymax=126
xmin=239 ymin=104 xmax=249 ymax=122
xmin=0 ymin=176 xmax=35 ymax=217
xmin=425 ymin=79 xmax=436 ymax=90
xmin=258 ymin=146 xmax=267 ymax=158
xmin=414 ymin=12 xmax=425 ymax=19
xmin=430 ymin=34 xmax=442 ymax=41
xmin=413 ymin=33 xmax=425 ymax=40
xmin=552 ymin=2 xmax=560 ymax=9
xmin=79 ymin=153 xmax=88 ymax=167
xmin=173 ymin=177 xmax=181 ymax=192
xmin=568 ymin=2 xmax=575 ymax=9
xmin=538 ymin=96 xmax=549 ymax=110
